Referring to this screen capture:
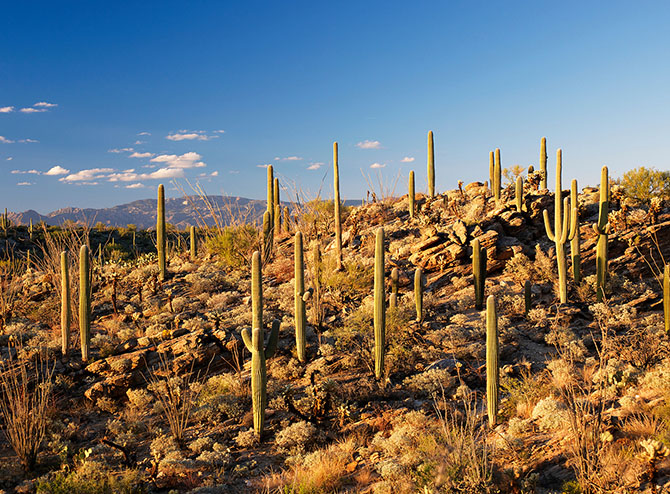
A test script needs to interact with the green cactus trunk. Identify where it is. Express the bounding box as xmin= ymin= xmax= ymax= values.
xmin=29 ymin=219 xmax=33 ymax=240
xmin=262 ymin=211 xmax=272 ymax=265
xmin=540 ymin=137 xmax=548 ymax=190
xmin=524 ymin=280 xmax=531 ymax=316
xmin=473 ymin=239 xmax=487 ymax=310
xmin=414 ymin=268 xmax=424 ymax=323
xmin=486 ymin=295 xmax=499 ymax=427
xmin=79 ymin=245 xmax=91 ymax=362
xmin=493 ymin=148 xmax=501 ymax=202
xmin=570 ymin=179 xmax=581 ymax=283
xmin=157 ymin=184 xmax=167 ymax=281
xmin=190 ymin=226 xmax=197 ymax=261
xmin=333 ymin=142 xmax=343 ymax=271
xmin=515 ymin=175 xmax=524 ymax=212
xmin=489 ymin=151 xmax=494 ymax=192
xmin=409 ymin=171 xmax=415 ymax=218
xmin=374 ymin=228 xmax=385 ymax=380
xmin=294 ymin=231 xmax=306 ymax=362
xmin=390 ymin=267 xmax=399 ymax=309
xmin=311 ymin=242 xmax=323 ymax=331
xmin=266 ymin=165 xmax=274 ymax=218
xmin=283 ymin=206 xmax=291 ymax=234
xmin=427 ymin=131 xmax=435 ymax=198
xmin=273 ymin=178 xmax=281 ymax=235
xmin=664 ymin=264 xmax=669 ymax=334
xmin=61 ymin=251 xmax=71 ymax=356
xmin=595 ymin=166 xmax=609 ymax=302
